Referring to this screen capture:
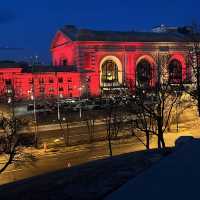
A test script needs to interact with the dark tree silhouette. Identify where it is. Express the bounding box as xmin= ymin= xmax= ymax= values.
xmin=0 ymin=86 xmax=19 ymax=173
xmin=185 ymin=23 xmax=200 ymax=116
xmin=131 ymin=52 xmax=182 ymax=149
